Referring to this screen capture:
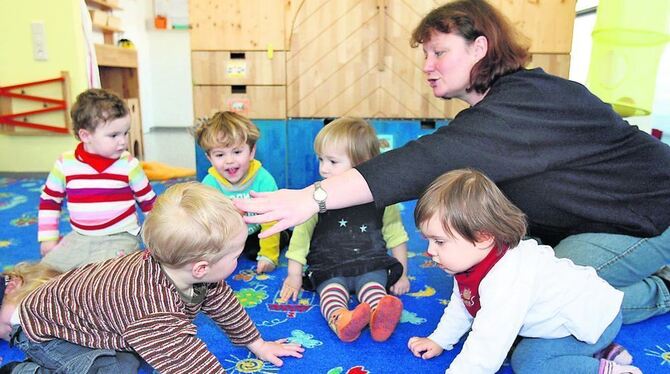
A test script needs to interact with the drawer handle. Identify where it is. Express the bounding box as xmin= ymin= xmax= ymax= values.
xmin=231 ymin=85 xmax=247 ymax=94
